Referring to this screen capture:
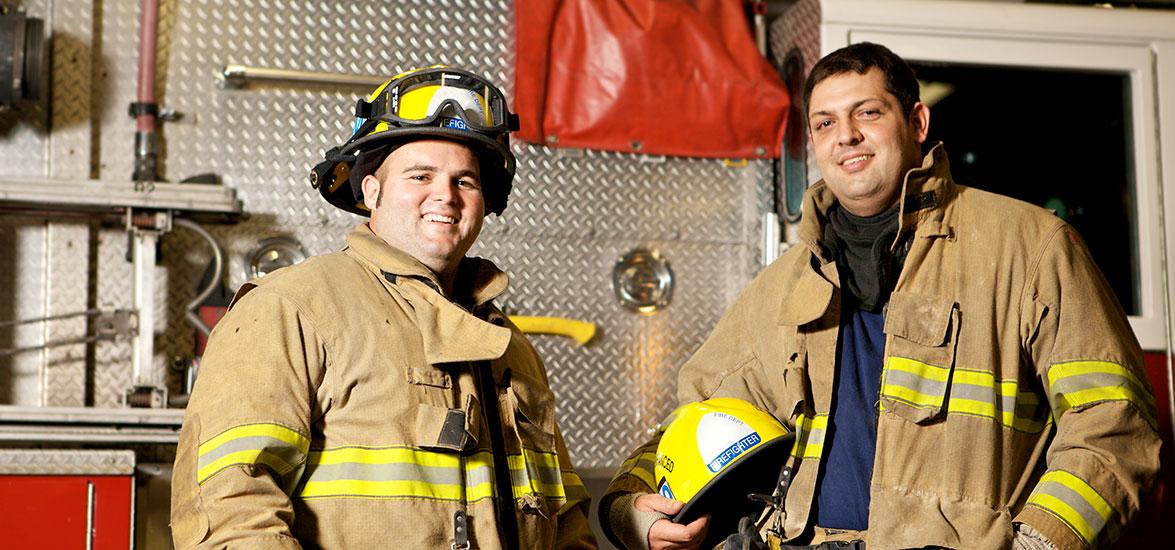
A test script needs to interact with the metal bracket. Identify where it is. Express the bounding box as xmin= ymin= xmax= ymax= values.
xmin=123 ymin=385 xmax=167 ymax=409
xmin=0 ymin=309 xmax=137 ymax=357
xmin=125 ymin=208 xmax=173 ymax=405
